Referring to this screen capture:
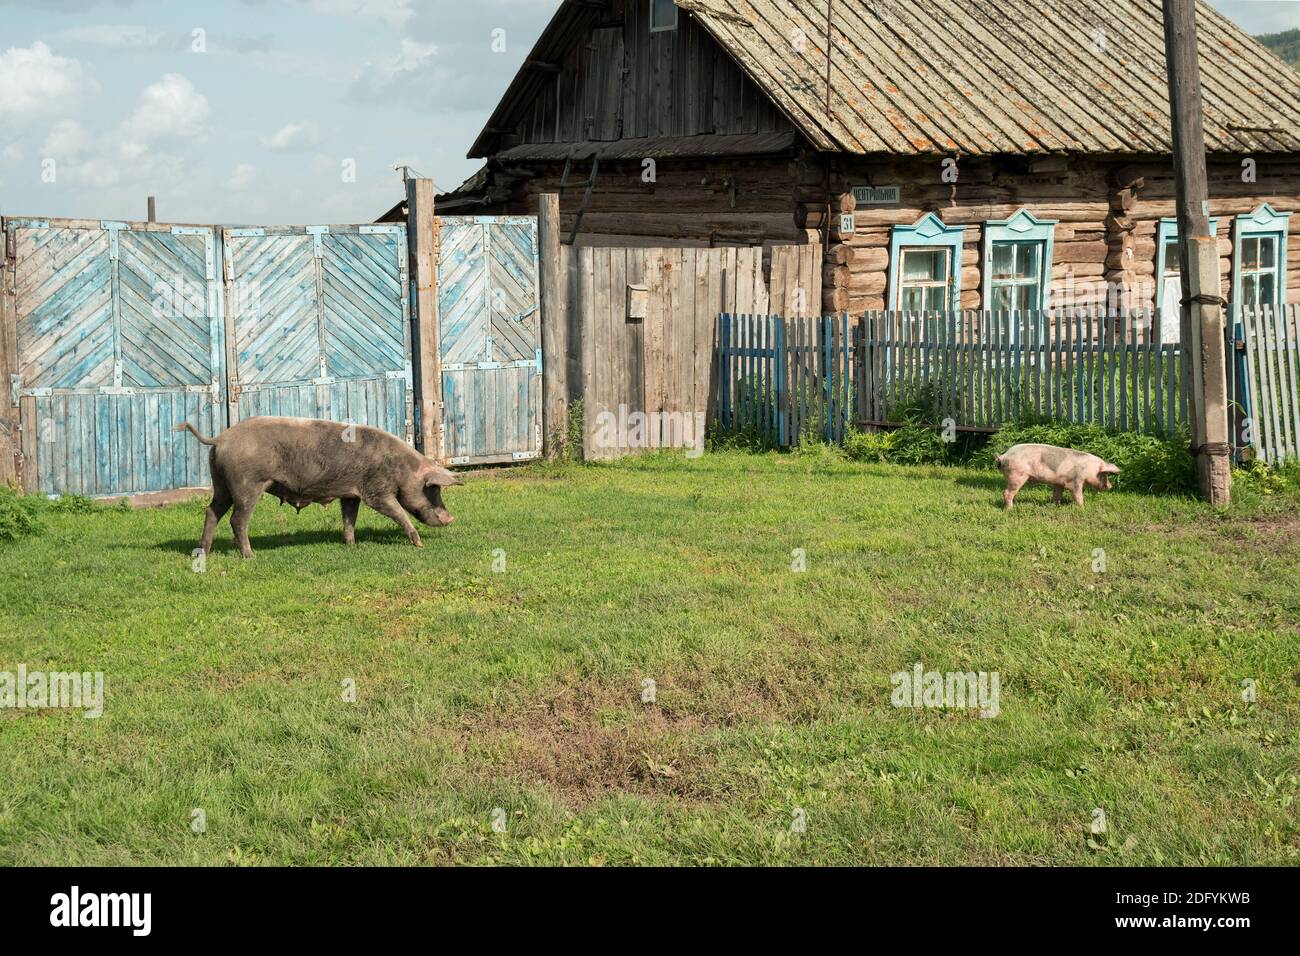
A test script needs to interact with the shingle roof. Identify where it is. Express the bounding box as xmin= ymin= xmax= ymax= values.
xmin=680 ymin=0 xmax=1300 ymax=154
